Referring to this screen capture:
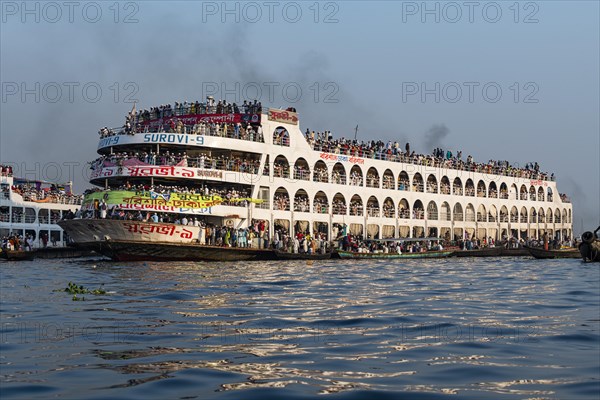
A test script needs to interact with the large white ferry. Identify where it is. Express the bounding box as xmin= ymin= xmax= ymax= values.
xmin=0 ymin=167 xmax=82 ymax=247
xmin=59 ymin=100 xmax=573 ymax=261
